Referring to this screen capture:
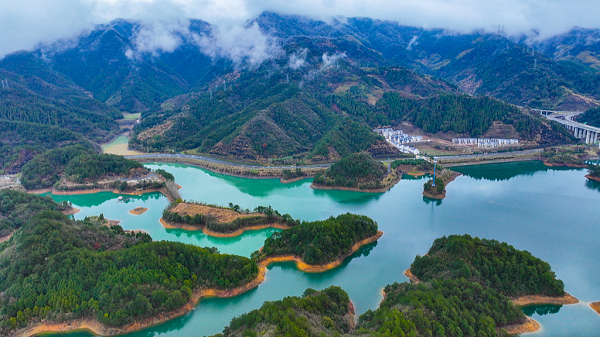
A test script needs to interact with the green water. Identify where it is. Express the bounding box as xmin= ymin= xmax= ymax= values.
xmin=43 ymin=161 xmax=600 ymax=336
